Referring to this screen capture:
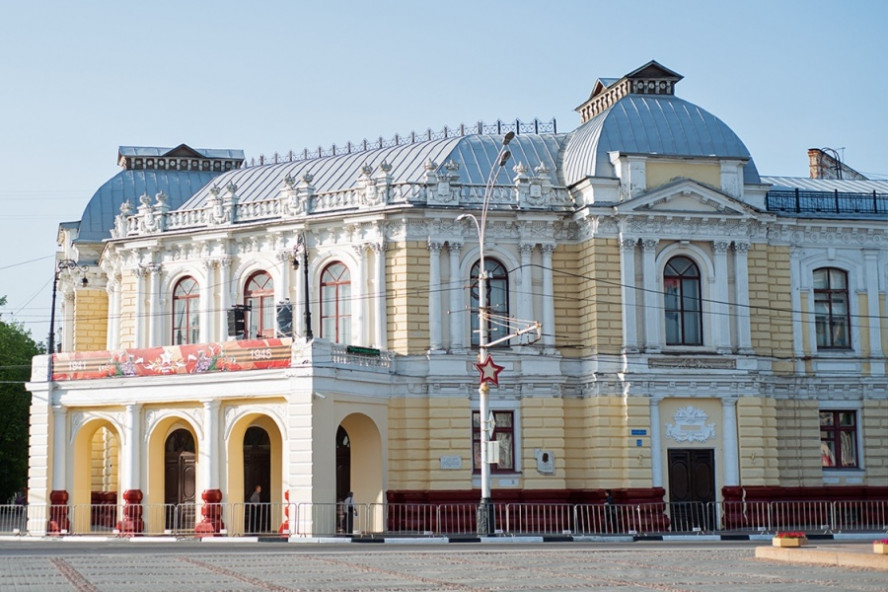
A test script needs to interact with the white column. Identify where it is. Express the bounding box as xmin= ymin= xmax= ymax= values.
xmin=619 ymin=238 xmax=639 ymax=352
xmin=734 ymin=242 xmax=753 ymax=354
xmin=448 ymin=241 xmax=464 ymax=351
xmin=372 ymin=243 xmax=387 ymax=349
xmin=712 ymin=241 xmax=732 ymax=354
xmin=641 ymin=239 xmax=661 ymax=352
xmin=200 ymin=400 xmax=221 ymax=493
xmin=541 ymin=244 xmax=555 ymax=351
xmin=61 ymin=290 xmax=75 ymax=352
xmin=51 ymin=405 xmax=67 ymax=491
xmin=122 ymin=403 xmax=142 ymax=491
xmin=428 ymin=240 xmax=443 ymax=351
xmin=199 ymin=262 xmax=211 ymax=344
xmin=148 ymin=264 xmax=162 ymax=347
xmin=650 ymin=398 xmax=662 ymax=488
xmin=722 ymin=397 xmax=739 ymax=486
xmin=294 ymin=249 xmax=306 ymax=341
xmin=517 ymin=243 xmax=533 ymax=328
xmin=789 ymin=246 xmax=807 ymax=370
xmin=133 ymin=268 xmax=146 ymax=348
xmin=864 ymin=250 xmax=884 ymax=375
xmin=106 ymin=279 xmax=120 ymax=350
xmin=353 ymin=244 xmax=366 ymax=346
xmin=218 ymin=257 xmax=231 ymax=341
